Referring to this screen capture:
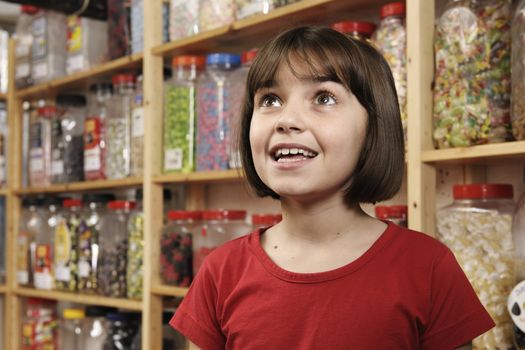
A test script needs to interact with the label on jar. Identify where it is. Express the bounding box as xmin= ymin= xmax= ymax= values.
xmin=29 ymin=148 xmax=44 ymax=172
xmin=15 ymin=43 xmax=30 ymax=58
xmin=84 ymin=147 xmax=101 ymax=171
xmin=132 ymin=107 xmax=145 ymax=137
xmin=55 ymin=265 xmax=71 ymax=282
xmin=15 ymin=63 xmax=30 ymax=79
xmin=16 ymin=233 xmax=29 ymax=283
xmin=67 ymin=16 xmax=82 ymax=53
xmin=508 ymin=280 xmax=525 ymax=332
xmin=32 ymin=15 xmax=47 ymax=60
xmin=164 ymin=148 xmax=183 ymax=171
xmin=67 ymin=54 xmax=85 ymax=73
xmin=32 ymin=61 xmax=48 ymax=81
xmin=51 ymin=160 xmax=64 ymax=176
xmin=54 ymin=219 xmax=71 ymax=268
xmin=78 ymin=260 xmax=90 ymax=278
xmin=34 ymin=243 xmax=53 ymax=289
